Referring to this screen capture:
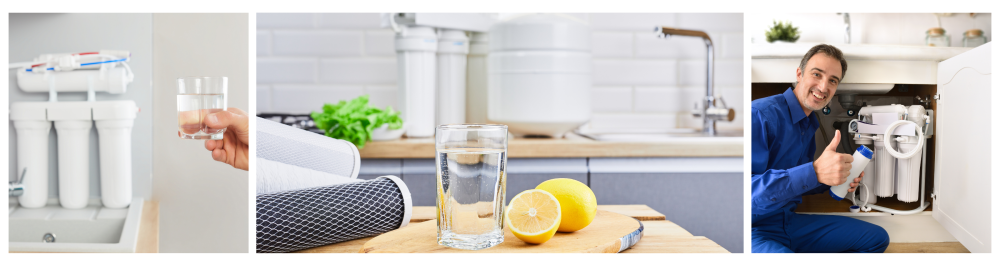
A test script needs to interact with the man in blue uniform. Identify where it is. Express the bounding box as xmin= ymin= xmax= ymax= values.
xmin=751 ymin=44 xmax=890 ymax=253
